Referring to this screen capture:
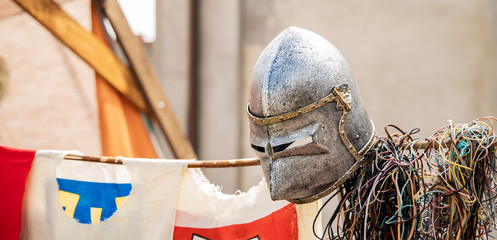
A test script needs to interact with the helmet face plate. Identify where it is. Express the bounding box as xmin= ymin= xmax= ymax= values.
xmin=251 ymin=106 xmax=354 ymax=201
xmin=248 ymin=27 xmax=373 ymax=203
